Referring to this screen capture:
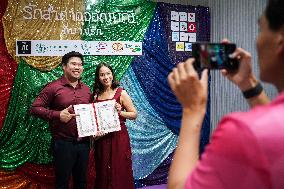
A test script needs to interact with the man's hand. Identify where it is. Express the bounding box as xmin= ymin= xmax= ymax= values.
xmin=60 ymin=105 xmax=76 ymax=123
